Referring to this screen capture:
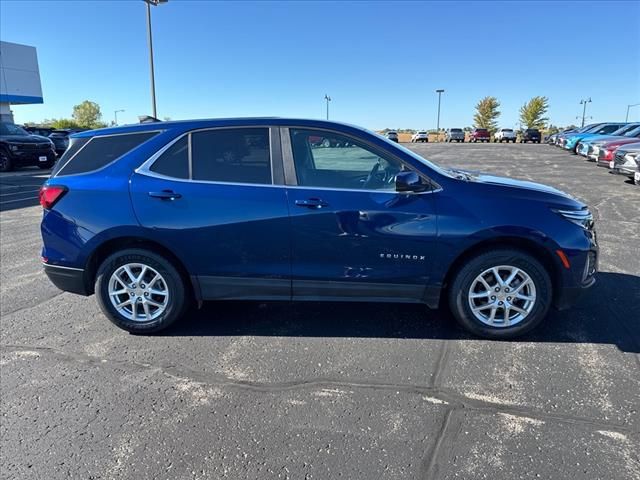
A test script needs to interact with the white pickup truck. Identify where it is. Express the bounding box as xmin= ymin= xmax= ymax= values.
xmin=494 ymin=128 xmax=517 ymax=143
